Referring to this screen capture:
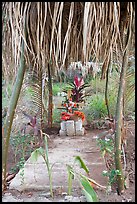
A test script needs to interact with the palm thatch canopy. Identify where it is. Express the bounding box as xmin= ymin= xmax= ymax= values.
xmin=2 ymin=2 xmax=135 ymax=80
